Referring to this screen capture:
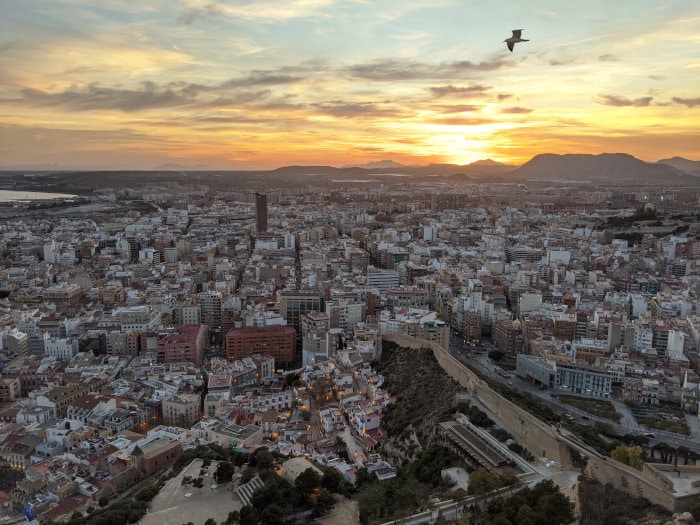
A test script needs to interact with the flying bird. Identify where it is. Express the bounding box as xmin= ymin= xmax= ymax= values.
xmin=504 ymin=29 xmax=529 ymax=52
